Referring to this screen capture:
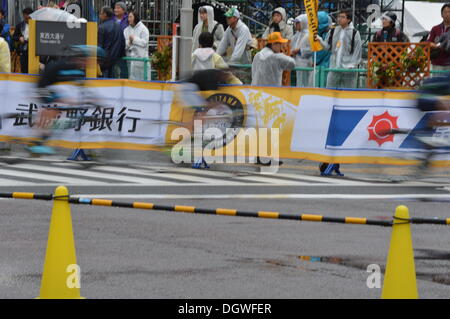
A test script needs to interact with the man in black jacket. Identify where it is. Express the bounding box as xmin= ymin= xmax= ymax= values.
xmin=13 ymin=7 xmax=33 ymax=74
xmin=98 ymin=6 xmax=125 ymax=78
xmin=0 ymin=9 xmax=6 ymax=35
